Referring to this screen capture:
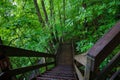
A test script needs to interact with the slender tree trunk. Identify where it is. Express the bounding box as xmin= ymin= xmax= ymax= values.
xmin=41 ymin=0 xmax=49 ymax=24
xmin=63 ymin=0 xmax=65 ymax=27
xmin=49 ymin=0 xmax=58 ymax=44
xmin=60 ymin=0 xmax=65 ymax=42
xmin=49 ymin=0 xmax=55 ymax=24
xmin=33 ymin=0 xmax=45 ymax=26
xmin=58 ymin=5 xmax=62 ymax=26
xmin=49 ymin=0 xmax=53 ymax=20
xmin=52 ymin=0 xmax=55 ymax=22
xmin=82 ymin=1 xmax=88 ymax=28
